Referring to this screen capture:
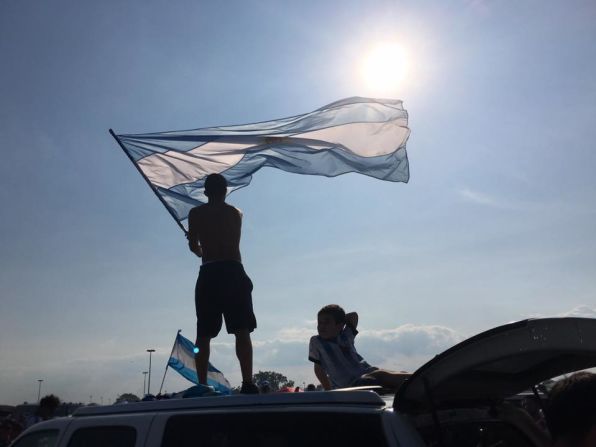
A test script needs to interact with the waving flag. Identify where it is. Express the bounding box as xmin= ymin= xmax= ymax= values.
xmin=111 ymin=97 xmax=410 ymax=230
xmin=168 ymin=331 xmax=231 ymax=394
